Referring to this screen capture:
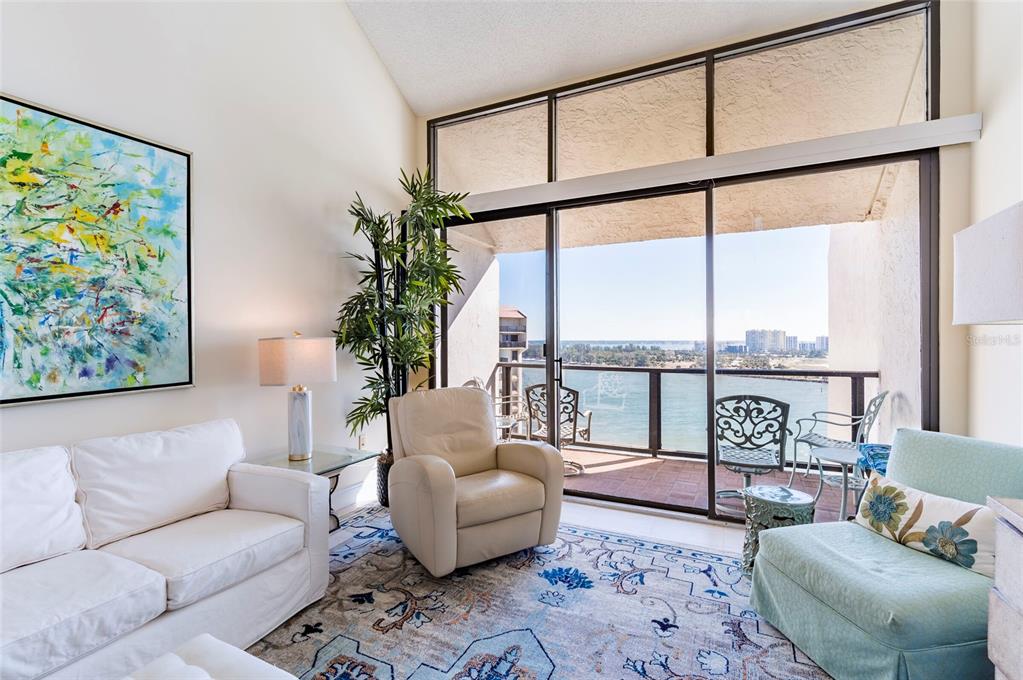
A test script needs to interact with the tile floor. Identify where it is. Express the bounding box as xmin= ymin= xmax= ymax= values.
xmin=562 ymin=447 xmax=856 ymax=523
